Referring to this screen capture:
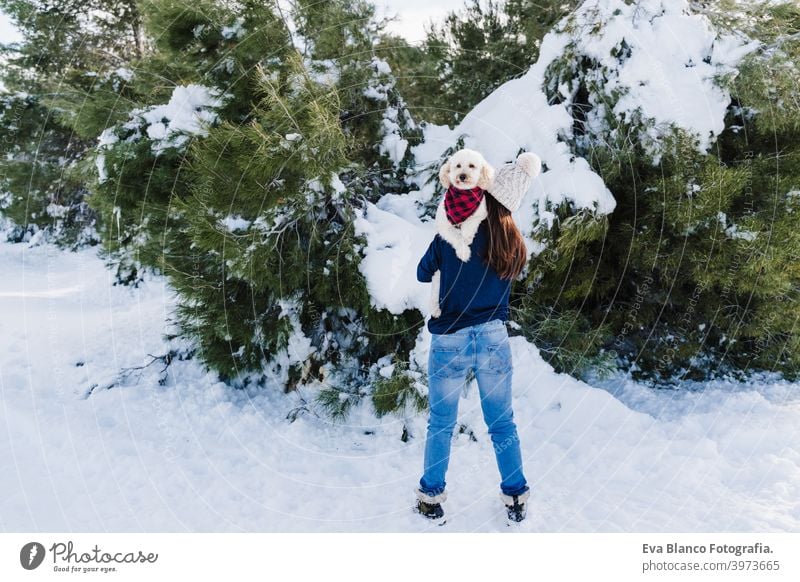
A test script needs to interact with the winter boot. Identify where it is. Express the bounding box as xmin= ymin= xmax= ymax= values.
xmin=500 ymin=490 xmax=530 ymax=526
xmin=413 ymin=488 xmax=447 ymax=525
